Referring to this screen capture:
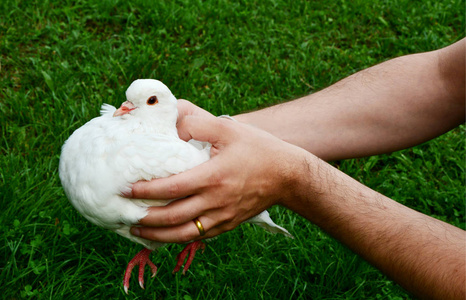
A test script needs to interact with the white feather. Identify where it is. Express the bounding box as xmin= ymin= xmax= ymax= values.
xmin=100 ymin=103 xmax=116 ymax=116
